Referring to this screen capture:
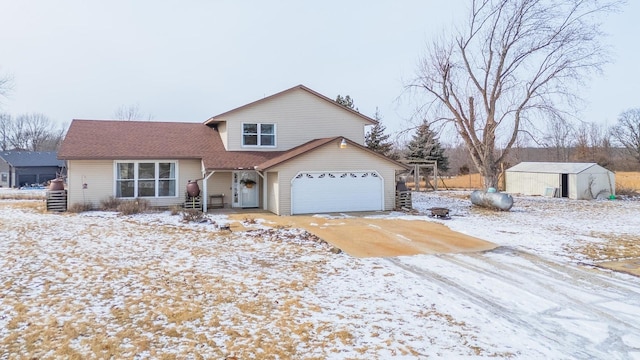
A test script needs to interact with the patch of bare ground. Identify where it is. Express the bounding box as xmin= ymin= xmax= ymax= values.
xmin=564 ymin=232 xmax=640 ymax=276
